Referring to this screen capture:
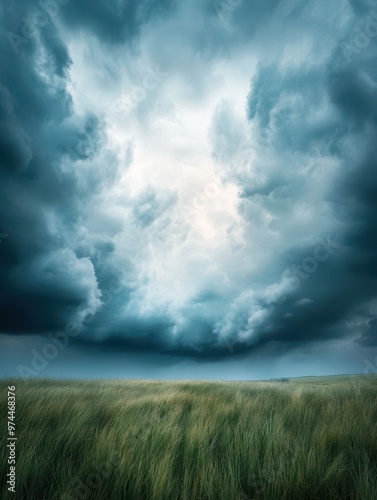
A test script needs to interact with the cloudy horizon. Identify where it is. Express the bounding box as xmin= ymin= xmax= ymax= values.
xmin=1 ymin=0 xmax=377 ymax=379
